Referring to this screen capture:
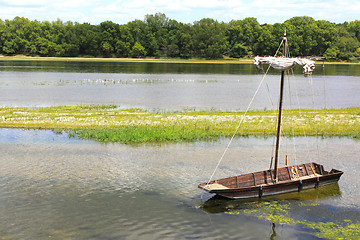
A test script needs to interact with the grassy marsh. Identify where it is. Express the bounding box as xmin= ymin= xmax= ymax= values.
xmin=0 ymin=105 xmax=359 ymax=143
